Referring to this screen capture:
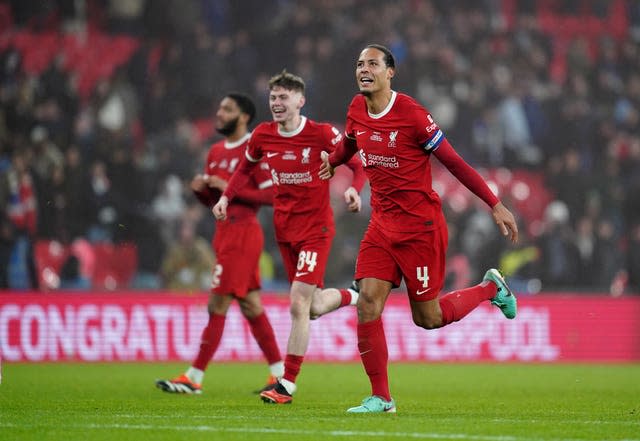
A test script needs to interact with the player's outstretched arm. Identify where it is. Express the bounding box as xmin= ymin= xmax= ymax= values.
xmin=491 ymin=201 xmax=519 ymax=243
xmin=433 ymin=138 xmax=518 ymax=243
